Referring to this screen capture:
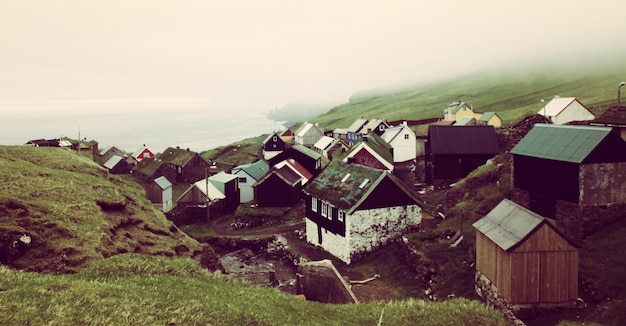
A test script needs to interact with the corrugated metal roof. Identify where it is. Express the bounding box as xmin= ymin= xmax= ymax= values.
xmin=472 ymin=199 xmax=544 ymax=251
xmin=347 ymin=118 xmax=368 ymax=133
xmin=154 ymin=176 xmax=173 ymax=189
xmin=314 ymin=136 xmax=336 ymax=151
xmin=191 ymin=178 xmax=225 ymax=200
xmin=234 ymin=160 xmax=269 ymax=181
xmin=510 ymin=124 xmax=611 ymax=163
xmin=428 ymin=125 xmax=499 ymax=154
xmin=208 ymin=171 xmax=237 ymax=183
xmin=454 ymin=117 xmax=476 ymax=126
xmin=103 ymin=155 xmax=123 ymax=170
